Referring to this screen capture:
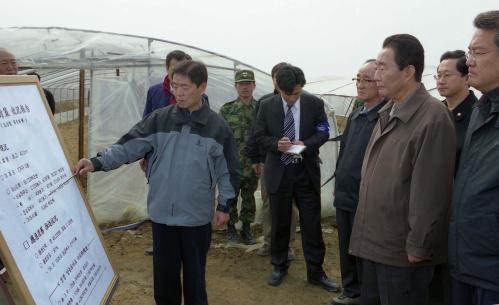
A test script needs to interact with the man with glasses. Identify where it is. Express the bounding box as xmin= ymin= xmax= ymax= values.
xmin=331 ymin=59 xmax=386 ymax=305
xmin=448 ymin=10 xmax=499 ymax=305
xmin=435 ymin=50 xmax=477 ymax=168
xmin=349 ymin=34 xmax=456 ymax=305
xmin=430 ymin=50 xmax=477 ymax=305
